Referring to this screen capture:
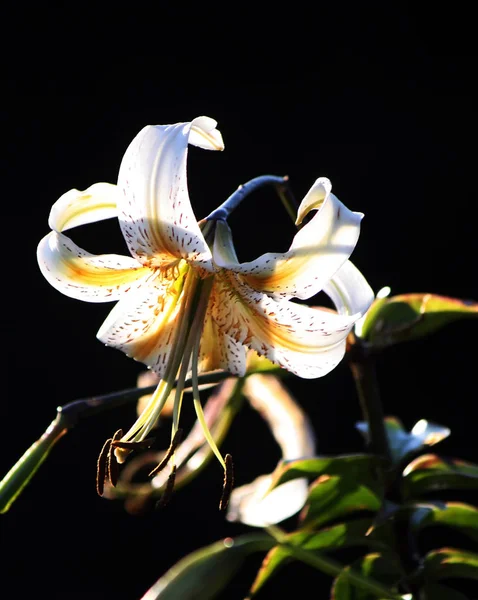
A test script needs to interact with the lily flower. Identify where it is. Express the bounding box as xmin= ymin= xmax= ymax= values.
xmin=37 ymin=116 xmax=373 ymax=496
